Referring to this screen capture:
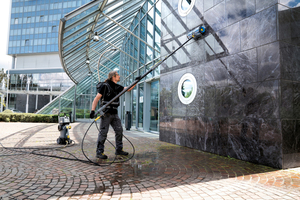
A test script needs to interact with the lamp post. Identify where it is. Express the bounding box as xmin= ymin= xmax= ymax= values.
xmin=25 ymin=77 xmax=31 ymax=113
xmin=6 ymin=70 xmax=9 ymax=110
xmin=97 ymin=48 xmax=117 ymax=82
